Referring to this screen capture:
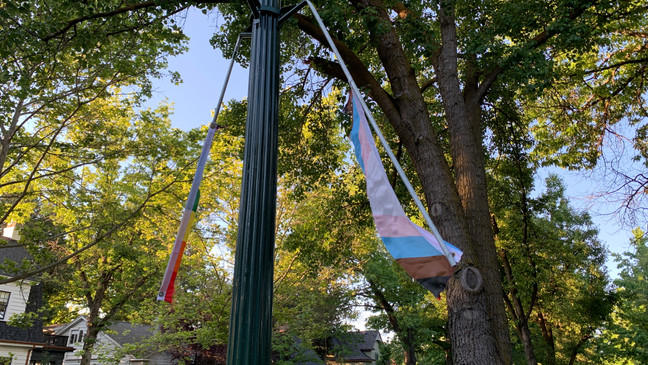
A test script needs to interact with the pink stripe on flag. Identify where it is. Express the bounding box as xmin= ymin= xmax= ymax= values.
xmin=358 ymin=112 xmax=374 ymax=170
xmin=374 ymin=215 xmax=420 ymax=237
